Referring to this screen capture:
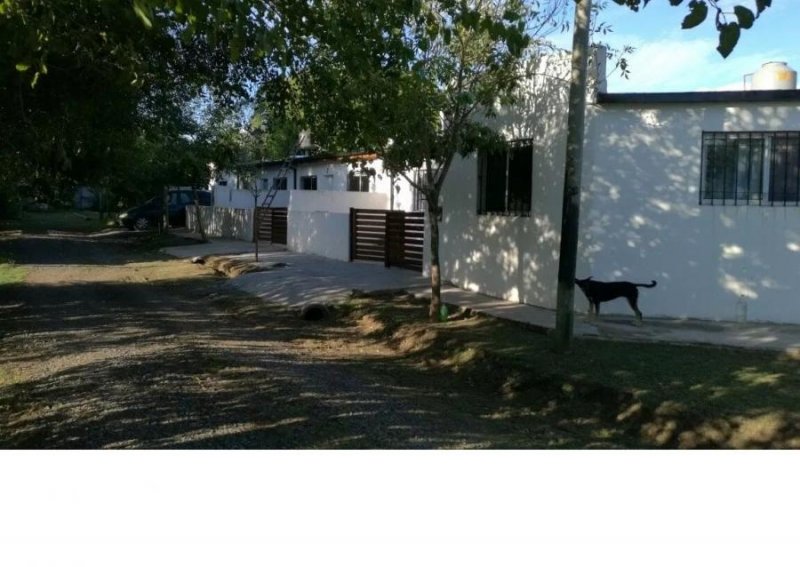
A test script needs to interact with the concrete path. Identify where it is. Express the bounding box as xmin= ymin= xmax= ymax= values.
xmin=162 ymin=239 xmax=800 ymax=353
